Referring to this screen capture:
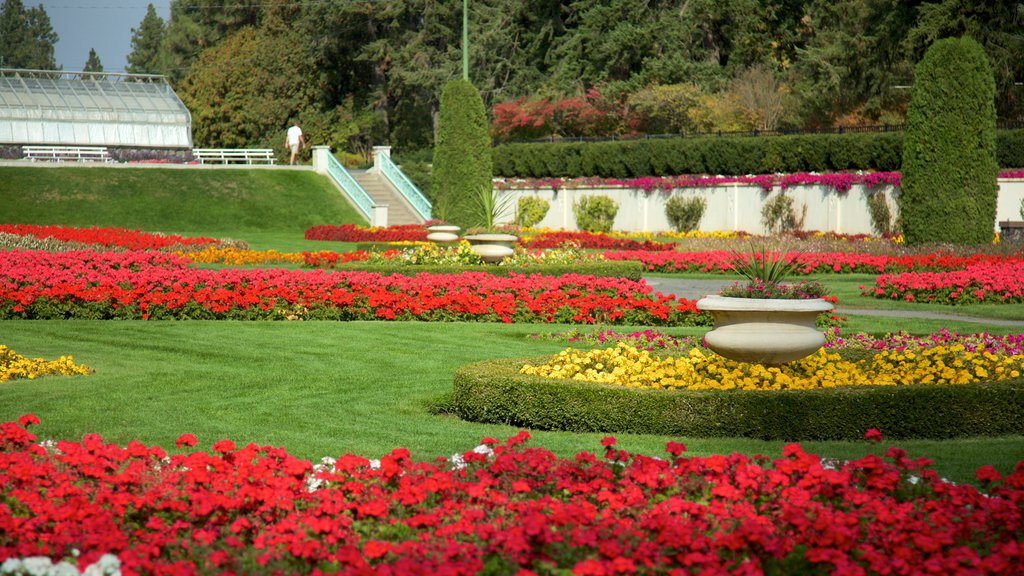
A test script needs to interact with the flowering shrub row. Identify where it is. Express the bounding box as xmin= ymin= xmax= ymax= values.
xmin=520 ymin=343 xmax=1024 ymax=391
xmin=302 ymin=242 xmax=602 ymax=270
xmin=304 ymin=224 xmax=428 ymax=243
xmin=605 ymin=249 xmax=1024 ymax=275
xmin=828 ymin=329 xmax=1024 ymax=355
xmin=0 ymin=224 xmax=217 ymax=251
xmin=0 ymin=346 xmax=91 ymax=382
xmin=0 ymin=249 xmax=702 ymax=325
xmin=3 ymin=417 xmax=1023 ymax=574
xmin=529 ymin=328 xmax=697 ymax=352
xmin=865 ymin=262 xmax=1024 ymax=304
